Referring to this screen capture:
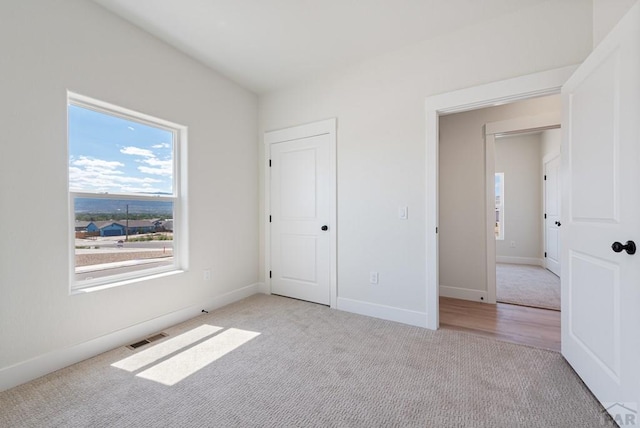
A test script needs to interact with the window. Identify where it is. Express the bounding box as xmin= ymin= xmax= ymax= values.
xmin=68 ymin=92 xmax=186 ymax=290
xmin=495 ymin=172 xmax=504 ymax=240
